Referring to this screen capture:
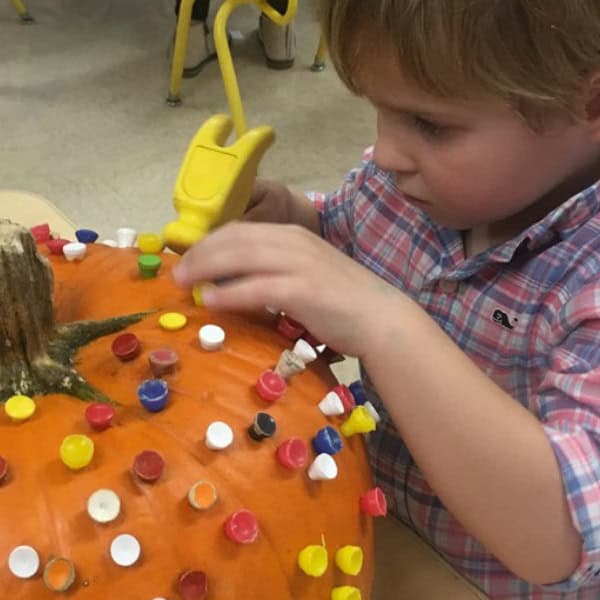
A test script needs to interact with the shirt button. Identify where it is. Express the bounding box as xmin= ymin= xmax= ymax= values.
xmin=439 ymin=280 xmax=459 ymax=294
